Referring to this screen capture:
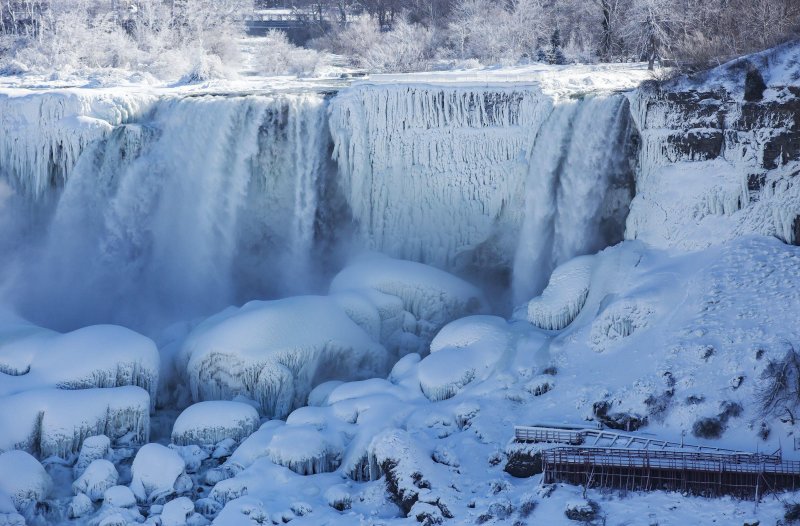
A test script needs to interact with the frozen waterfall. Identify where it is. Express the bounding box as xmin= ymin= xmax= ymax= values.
xmin=0 ymin=92 xmax=336 ymax=332
xmin=0 ymin=83 xmax=636 ymax=332
xmin=329 ymin=85 xmax=635 ymax=305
